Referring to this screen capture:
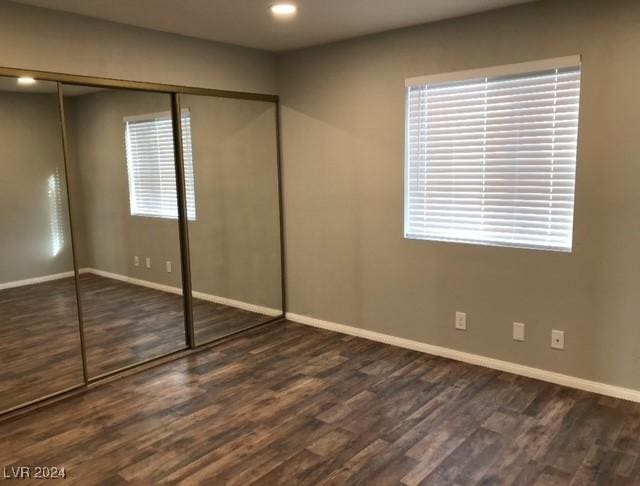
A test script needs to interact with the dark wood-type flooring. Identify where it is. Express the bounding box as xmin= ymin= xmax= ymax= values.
xmin=0 ymin=274 xmax=275 ymax=412
xmin=2 ymin=321 xmax=640 ymax=485
xmin=80 ymin=273 xmax=273 ymax=376
xmin=0 ymin=277 xmax=84 ymax=411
